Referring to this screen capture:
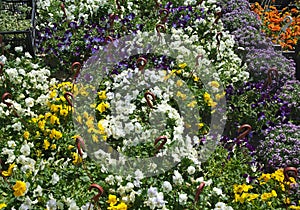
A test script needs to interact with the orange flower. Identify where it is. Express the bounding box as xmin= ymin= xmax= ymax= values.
xmin=270 ymin=17 xmax=282 ymax=24
xmin=291 ymin=8 xmax=298 ymax=13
